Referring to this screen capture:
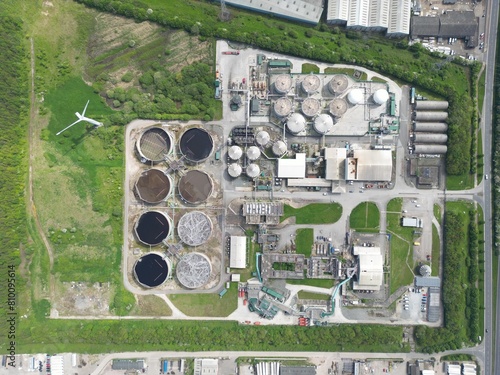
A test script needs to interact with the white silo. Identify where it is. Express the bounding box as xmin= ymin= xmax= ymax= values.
xmin=228 ymin=145 xmax=243 ymax=160
xmin=227 ymin=163 xmax=242 ymax=178
xmin=256 ymin=131 xmax=270 ymax=146
xmin=347 ymin=88 xmax=364 ymax=105
xmin=372 ymin=89 xmax=389 ymax=105
xmin=272 ymin=141 xmax=287 ymax=156
xmin=246 ymin=163 xmax=260 ymax=178
xmin=246 ymin=146 xmax=261 ymax=161
xmin=313 ymin=114 xmax=334 ymax=135
xmin=286 ymin=113 xmax=306 ymax=134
